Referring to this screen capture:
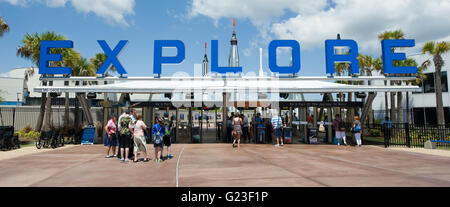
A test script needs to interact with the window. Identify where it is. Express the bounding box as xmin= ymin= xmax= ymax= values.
xmin=423 ymin=71 xmax=448 ymax=93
